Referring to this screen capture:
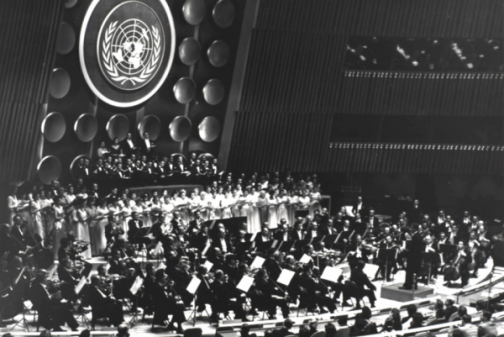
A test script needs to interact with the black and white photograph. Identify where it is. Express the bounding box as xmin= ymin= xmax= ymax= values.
xmin=0 ymin=0 xmax=503 ymax=336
